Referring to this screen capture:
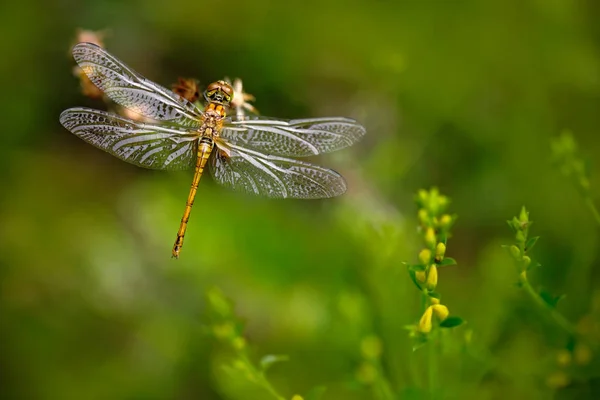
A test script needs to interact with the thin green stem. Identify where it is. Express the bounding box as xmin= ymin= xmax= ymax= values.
xmin=240 ymin=354 xmax=285 ymax=400
xmin=373 ymin=367 xmax=396 ymax=400
xmin=584 ymin=197 xmax=600 ymax=228
xmin=428 ymin=328 xmax=439 ymax=400
xmin=519 ymin=275 xmax=577 ymax=336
